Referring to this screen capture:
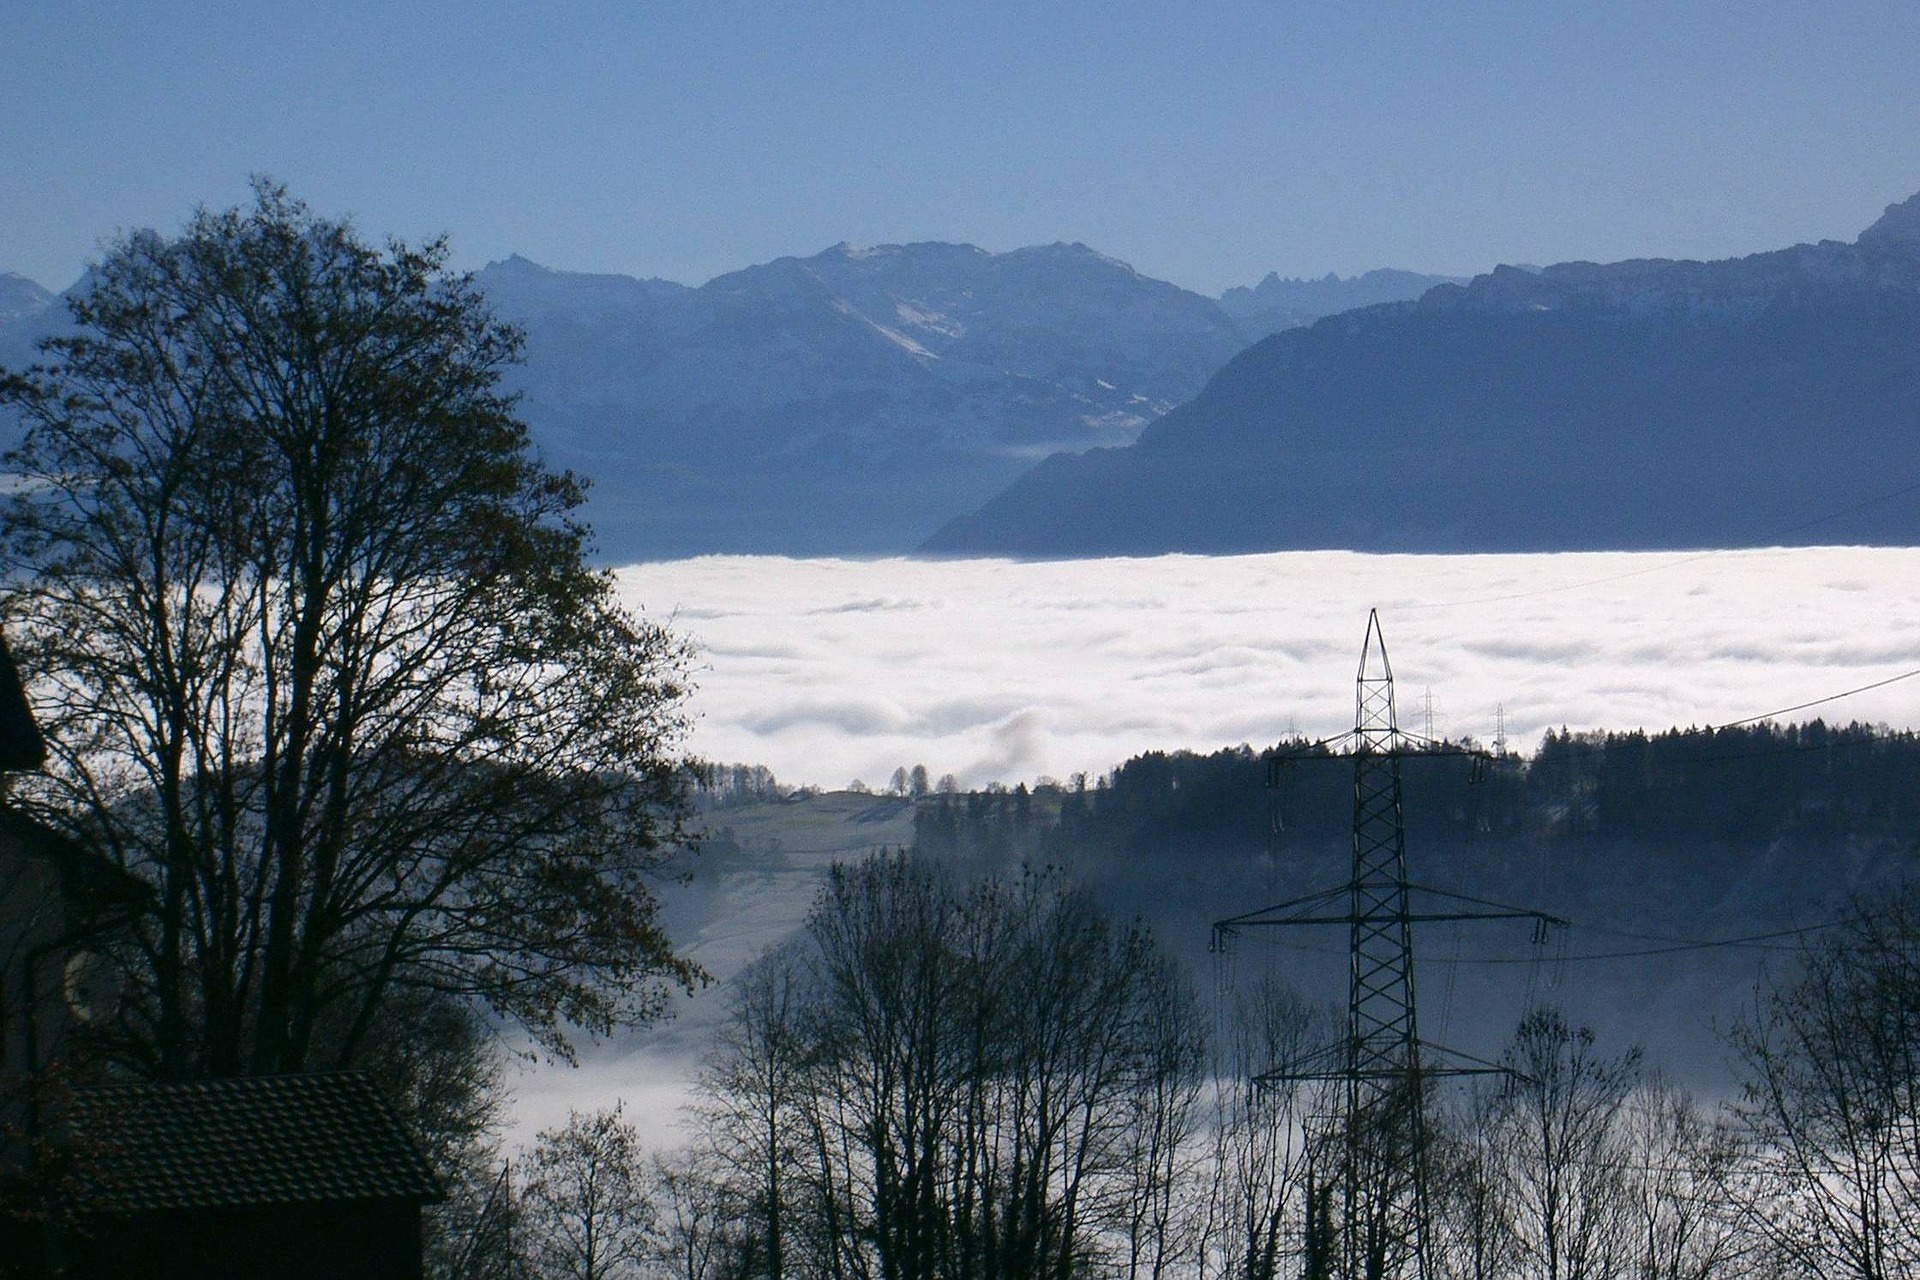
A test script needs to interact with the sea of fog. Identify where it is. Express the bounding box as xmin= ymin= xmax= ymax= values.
xmin=616 ymin=546 xmax=1920 ymax=791
xmin=512 ymin=546 xmax=1920 ymax=1146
